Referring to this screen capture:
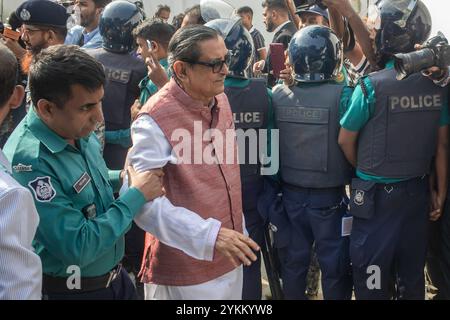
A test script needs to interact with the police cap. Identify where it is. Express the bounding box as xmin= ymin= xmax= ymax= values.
xmin=16 ymin=0 xmax=69 ymax=28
